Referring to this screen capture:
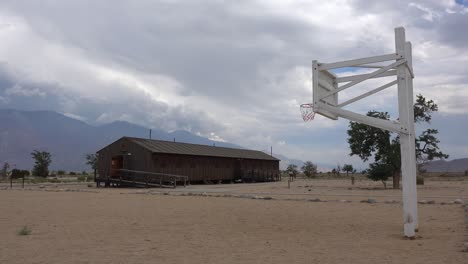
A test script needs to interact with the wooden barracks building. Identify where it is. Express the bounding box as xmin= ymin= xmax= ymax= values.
xmin=97 ymin=137 xmax=280 ymax=186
